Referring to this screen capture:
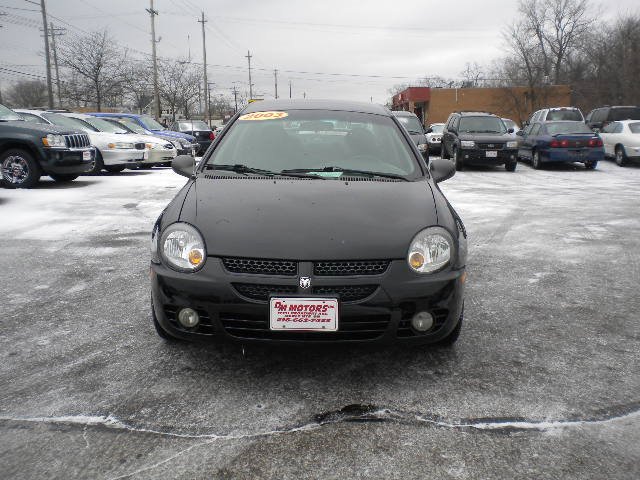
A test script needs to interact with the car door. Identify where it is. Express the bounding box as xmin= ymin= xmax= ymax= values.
xmin=519 ymin=123 xmax=538 ymax=160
